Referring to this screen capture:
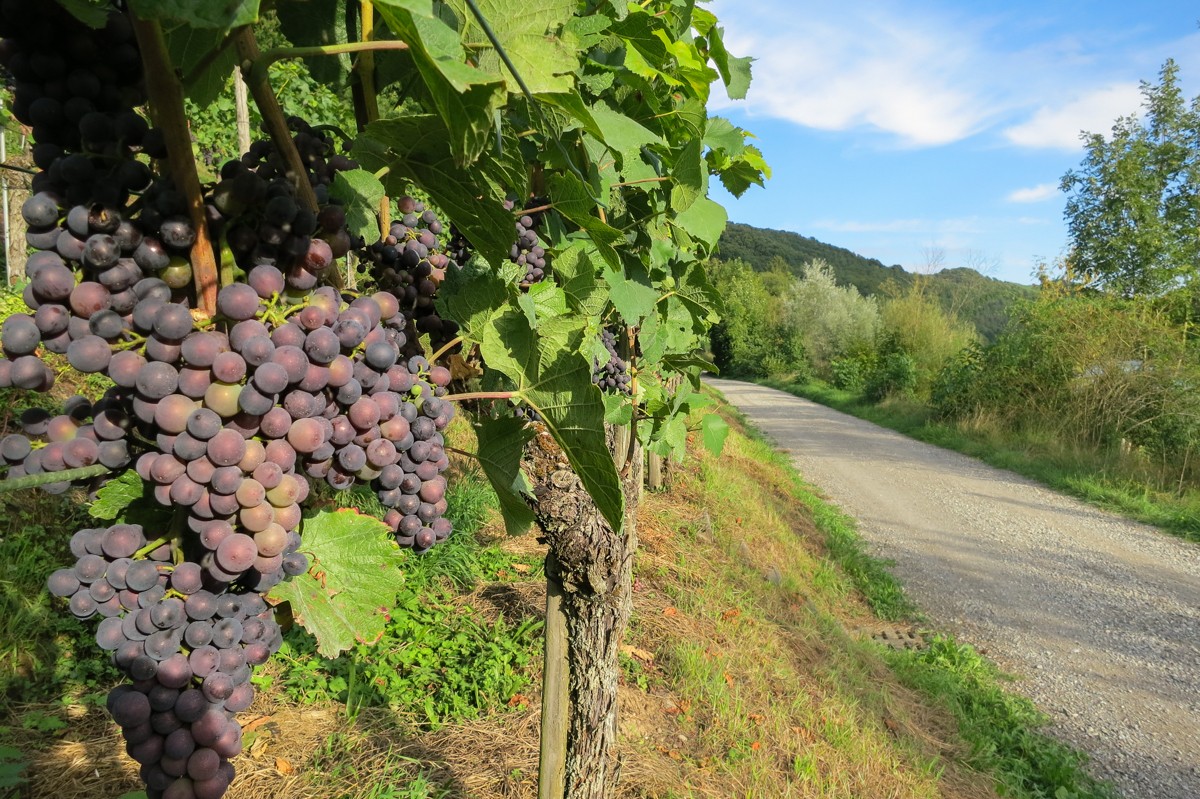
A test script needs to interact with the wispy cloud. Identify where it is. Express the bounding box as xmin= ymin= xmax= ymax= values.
xmin=708 ymin=1 xmax=1198 ymax=152
xmin=1007 ymin=183 xmax=1061 ymax=203
xmin=1002 ymin=84 xmax=1144 ymax=150
xmin=709 ymin=2 xmax=1000 ymax=146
